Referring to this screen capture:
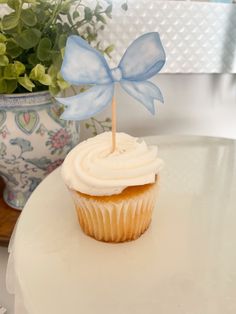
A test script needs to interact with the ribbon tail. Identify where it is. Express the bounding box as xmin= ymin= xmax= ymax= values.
xmin=56 ymin=84 xmax=114 ymax=121
xmin=120 ymin=80 xmax=164 ymax=115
